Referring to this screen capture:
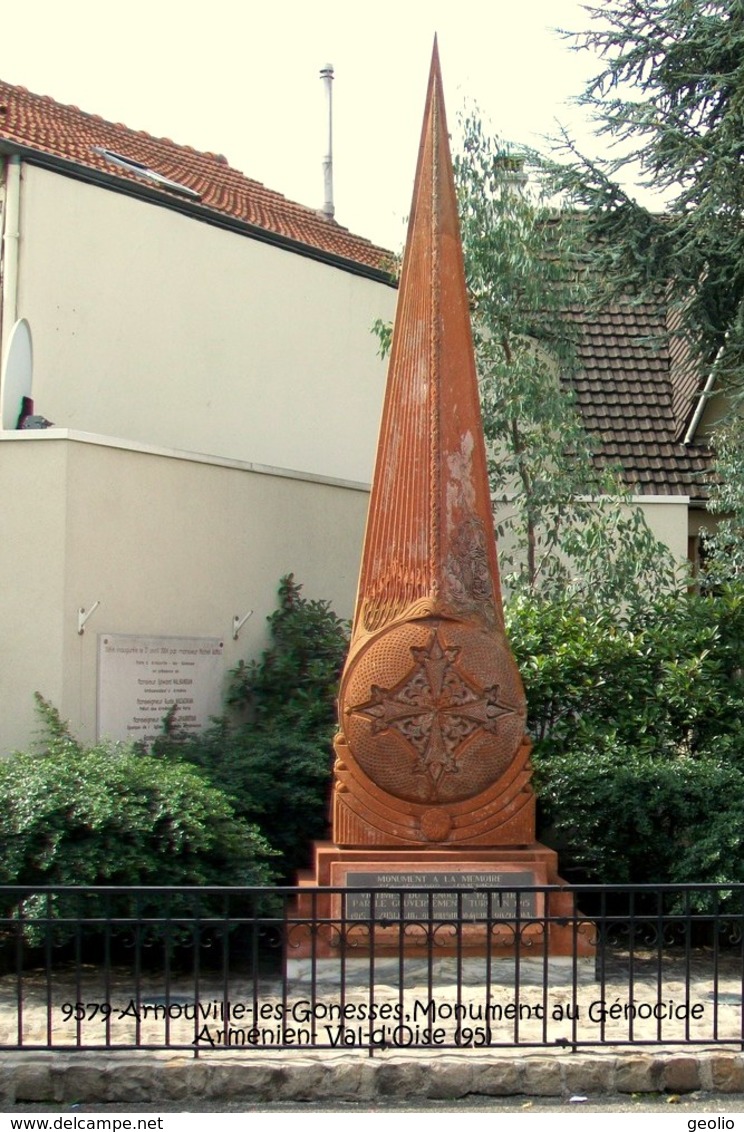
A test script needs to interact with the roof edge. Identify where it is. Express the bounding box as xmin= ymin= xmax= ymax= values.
xmin=0 ymin=142 xmax=398 ymax=287
xmin=0 ymin=427 xmax=373 ymax=491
